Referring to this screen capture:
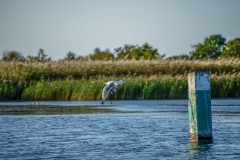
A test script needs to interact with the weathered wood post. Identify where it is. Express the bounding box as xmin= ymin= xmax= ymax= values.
xmin=188 ymin=71 xmax=213 ymax=143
